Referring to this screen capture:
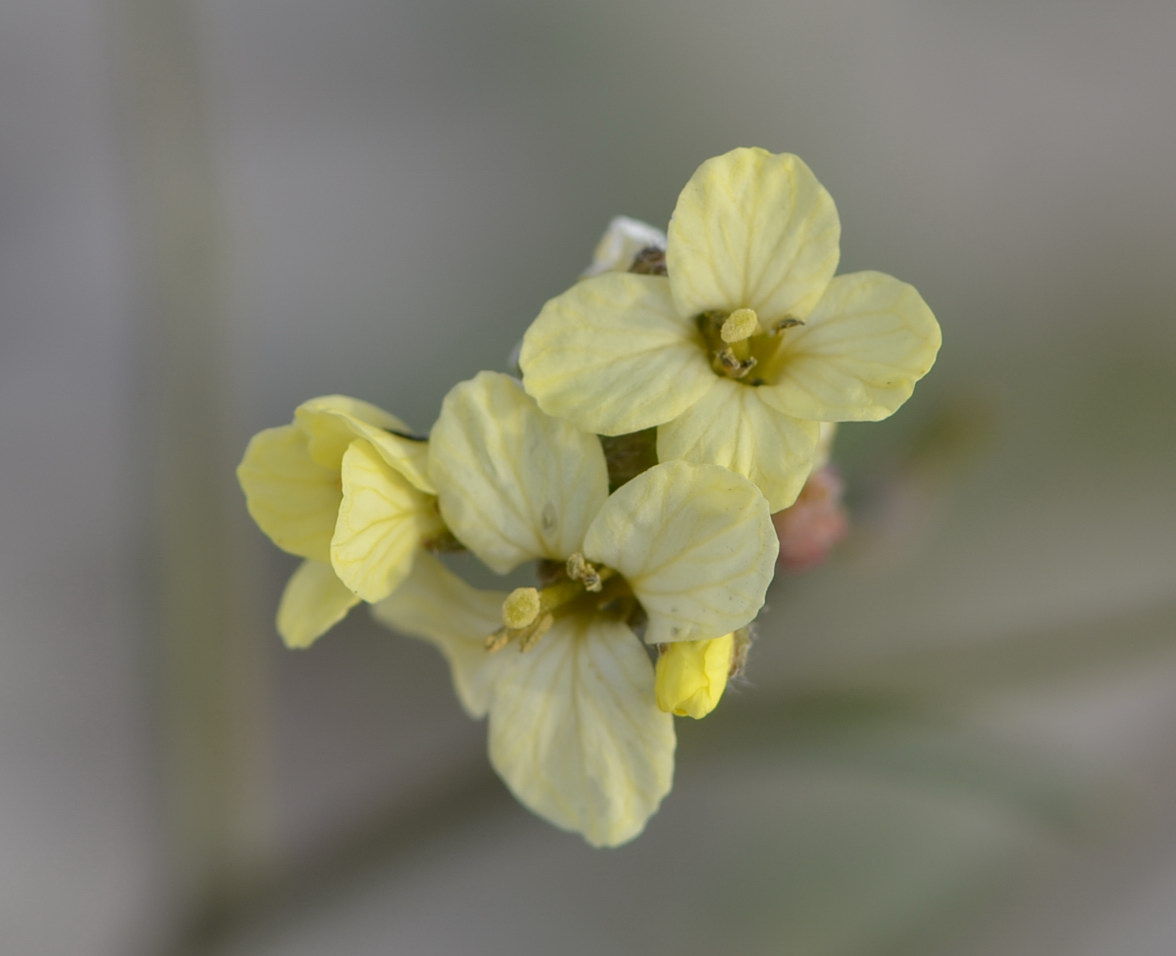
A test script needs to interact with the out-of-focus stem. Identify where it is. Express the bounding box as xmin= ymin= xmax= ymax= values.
xmin=116 ymin=0 xmax=272 ymax=944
